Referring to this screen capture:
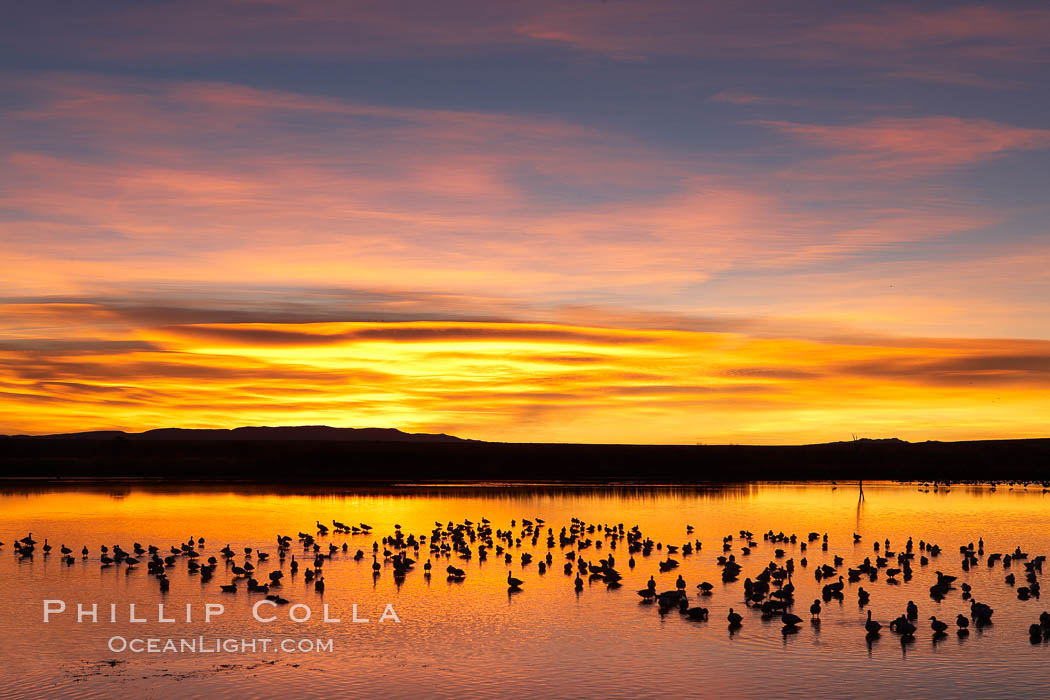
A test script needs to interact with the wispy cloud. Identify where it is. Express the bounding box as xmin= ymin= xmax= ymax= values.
xmin=5 ymin=1 xmax=1046 ymax=86
xmin=710 ymin=91 xmax=811 ymax=106
xmin=2 ymin=74 xmax=1005 ymax=307
xmin=2 ymin=317 xmax=1049 ymax=443
xmin=2 ymin=2 xmax=1048 ymax=442
xmin=752 ymin=116 xmax=1050 ymax=172
xmin=817 ymin=6 xmax=1050 ymax=61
